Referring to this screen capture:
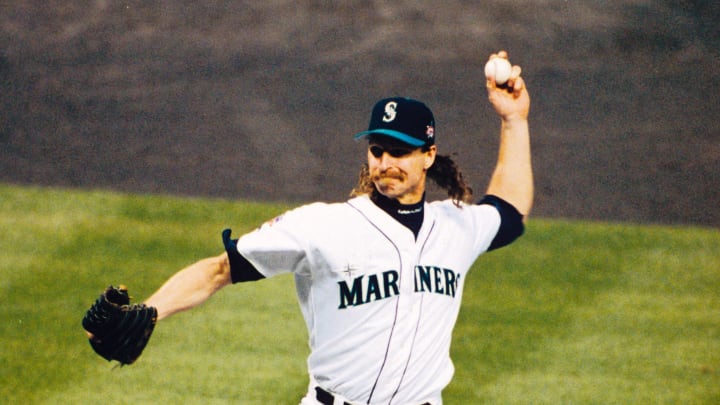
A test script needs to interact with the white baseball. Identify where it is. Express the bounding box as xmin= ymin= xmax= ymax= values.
xmin=484 ymin=57 xmax=512 ymax=85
